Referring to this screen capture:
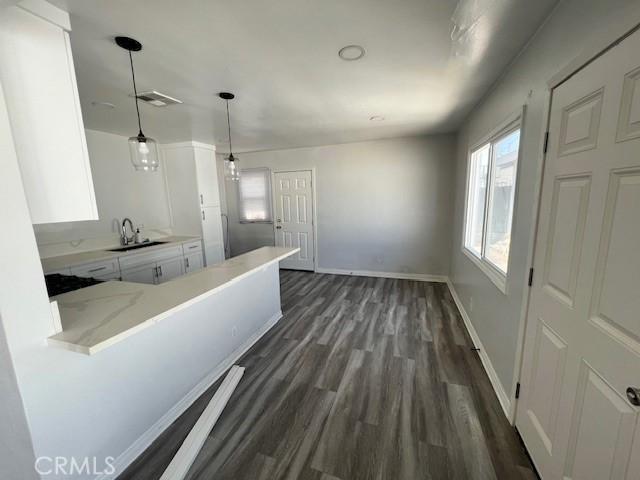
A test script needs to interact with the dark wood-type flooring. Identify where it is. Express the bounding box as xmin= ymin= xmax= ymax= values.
xmin=120 ymin=271 xmax=537 ymax=480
